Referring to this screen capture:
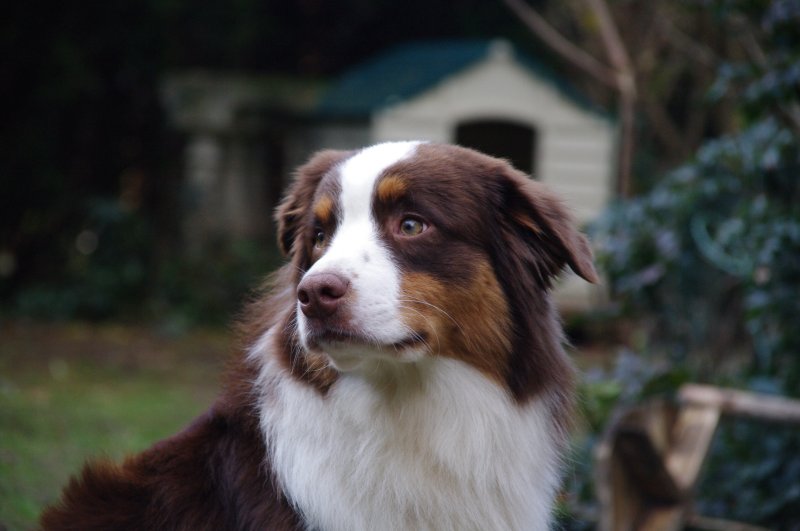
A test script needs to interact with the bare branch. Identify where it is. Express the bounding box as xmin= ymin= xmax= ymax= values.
xmin=658 ymin=17 xmax=718 ymax=67
xmin=501 ymin=0 xmax=618 ymax=88
xmin=584 ymin=0 xmax=636 ymax=97
xmin=581 ymin=0 xmax=637 ymax=196
xmin=502 ymin=0 xmax=639 ymax=195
